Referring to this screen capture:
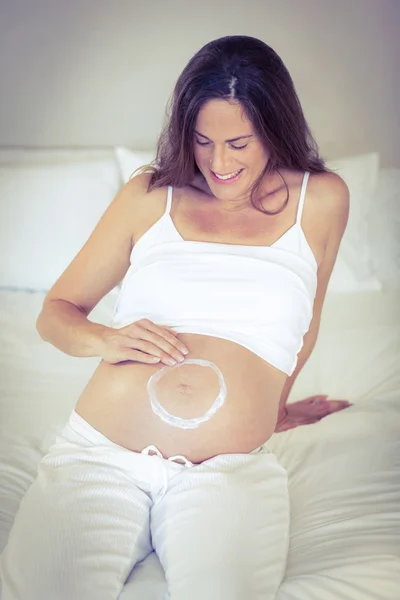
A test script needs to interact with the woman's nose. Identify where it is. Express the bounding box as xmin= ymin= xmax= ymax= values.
xmin=209 ymin=147 xmax=231 ymax=174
